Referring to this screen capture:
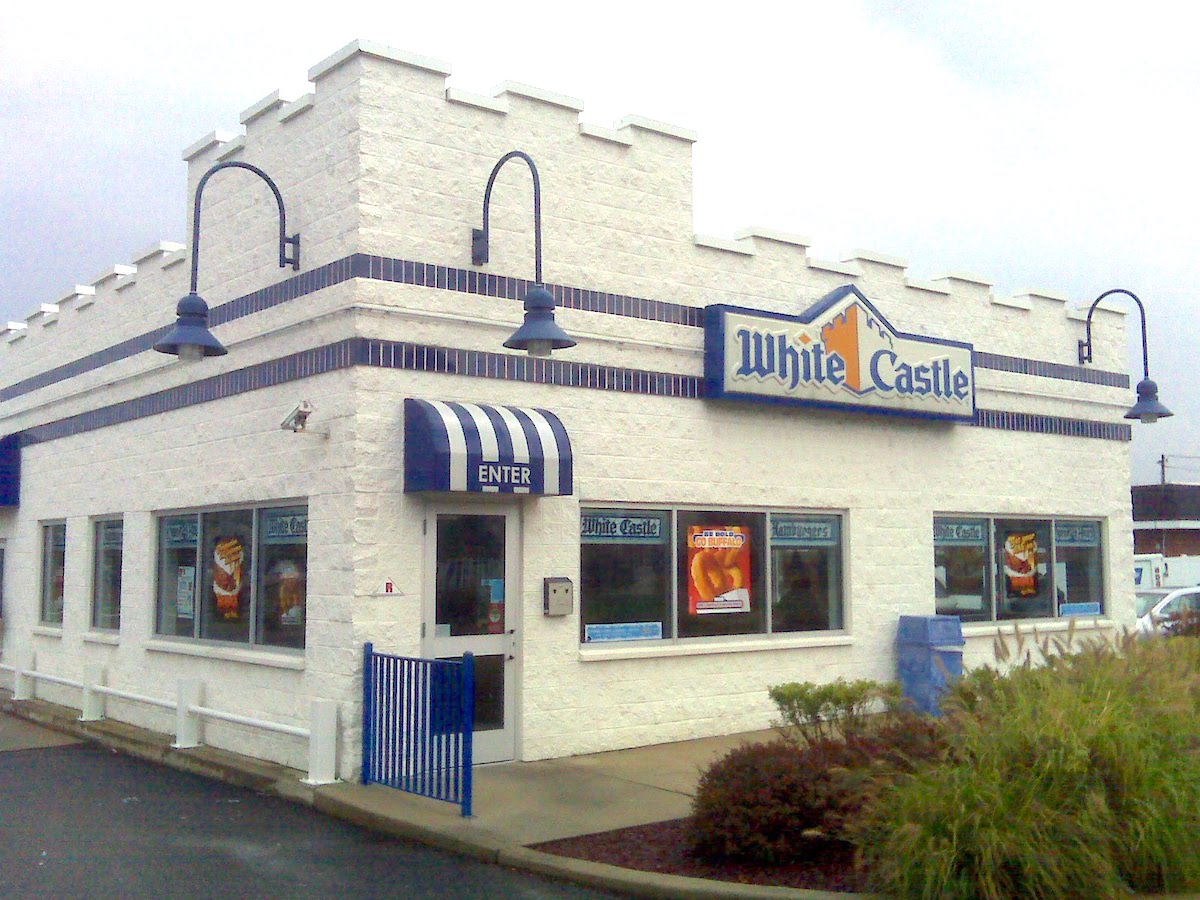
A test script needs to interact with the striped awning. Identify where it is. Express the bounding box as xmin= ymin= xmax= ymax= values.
xmin=404 ymin=399 xmax=573 ymax=496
